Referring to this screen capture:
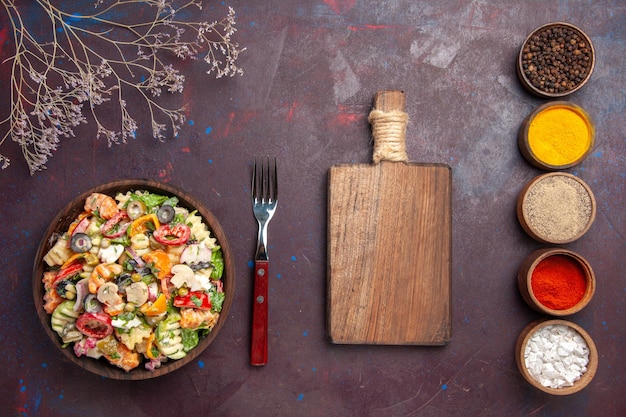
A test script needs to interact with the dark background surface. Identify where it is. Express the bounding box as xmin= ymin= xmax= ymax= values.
xmin=0 ymin=1 xmax=624 ymax=416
